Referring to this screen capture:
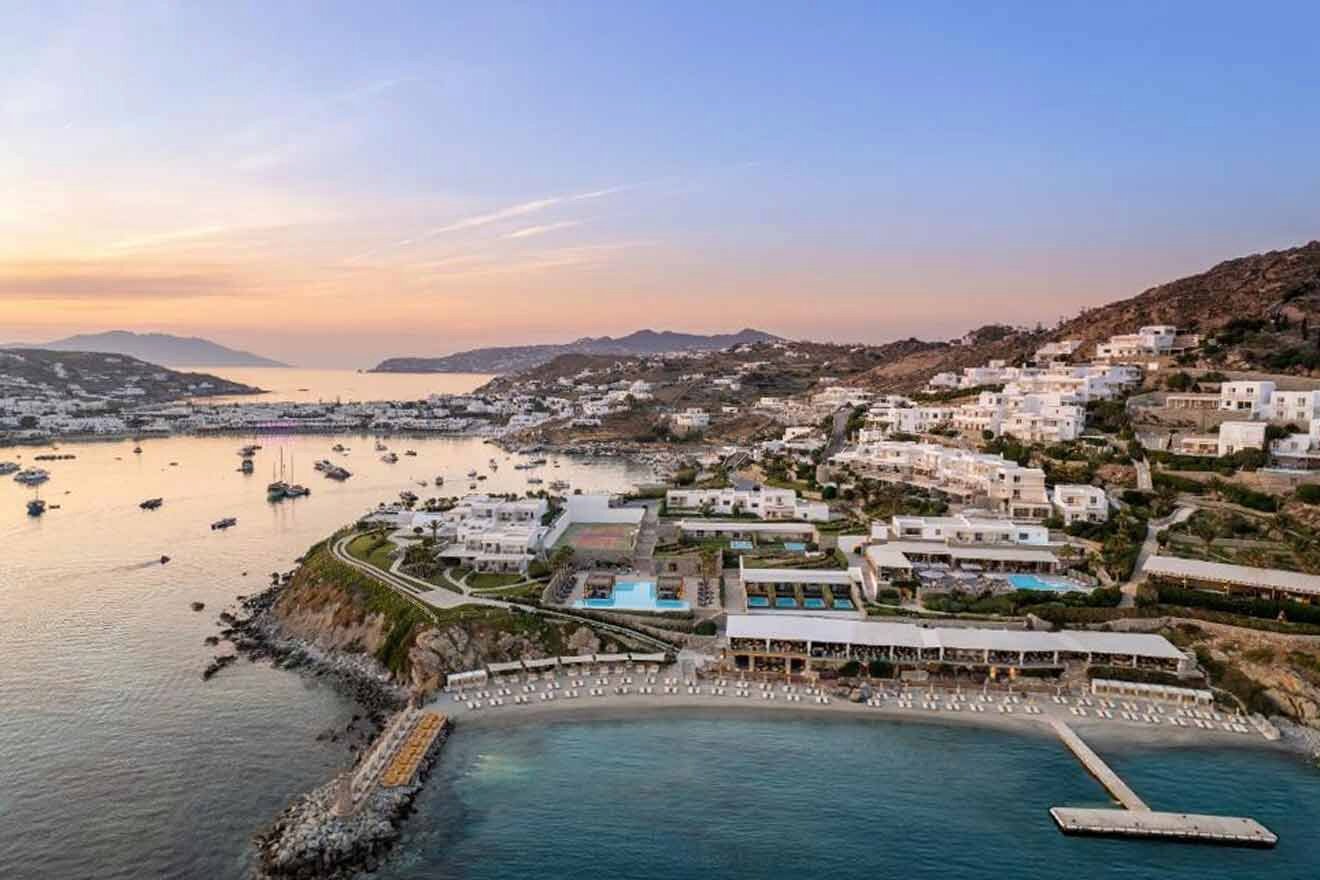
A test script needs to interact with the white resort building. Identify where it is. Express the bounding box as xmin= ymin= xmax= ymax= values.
xmin=665 ymin=485 xmax=831 ymax=522
xmin=831 ymin=441 xmax=1053 ymax=520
